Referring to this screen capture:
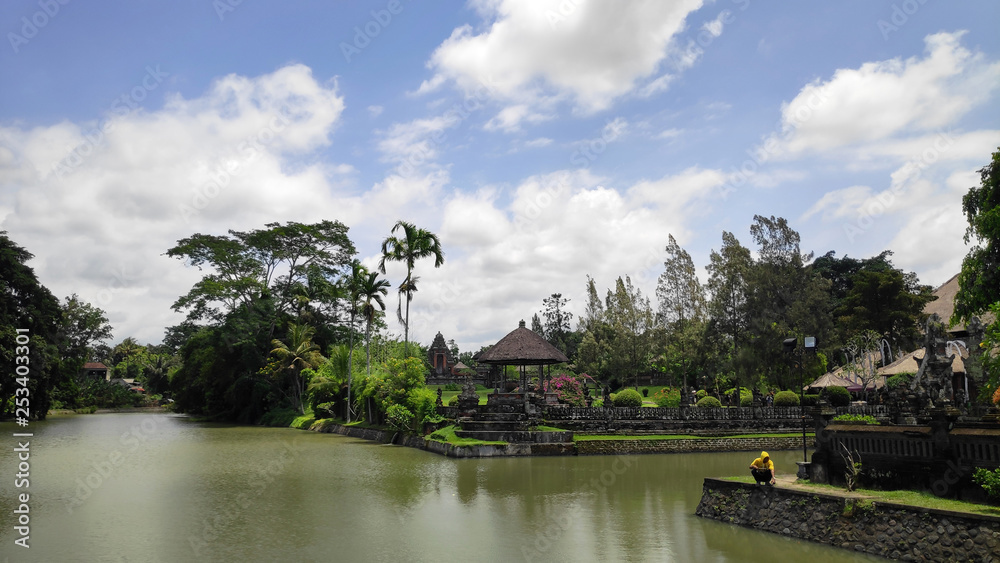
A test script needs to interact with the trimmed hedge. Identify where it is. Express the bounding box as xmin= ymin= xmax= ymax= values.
xmin=613 ymin=388 xmax=643 ymax=407
xmin=696 ymin=396 xmax=723 ymax=408
xmin=773 ymin=390 xmax=800 ymax=407
xmin=823 ymin=385 xmax=851 ymax=407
